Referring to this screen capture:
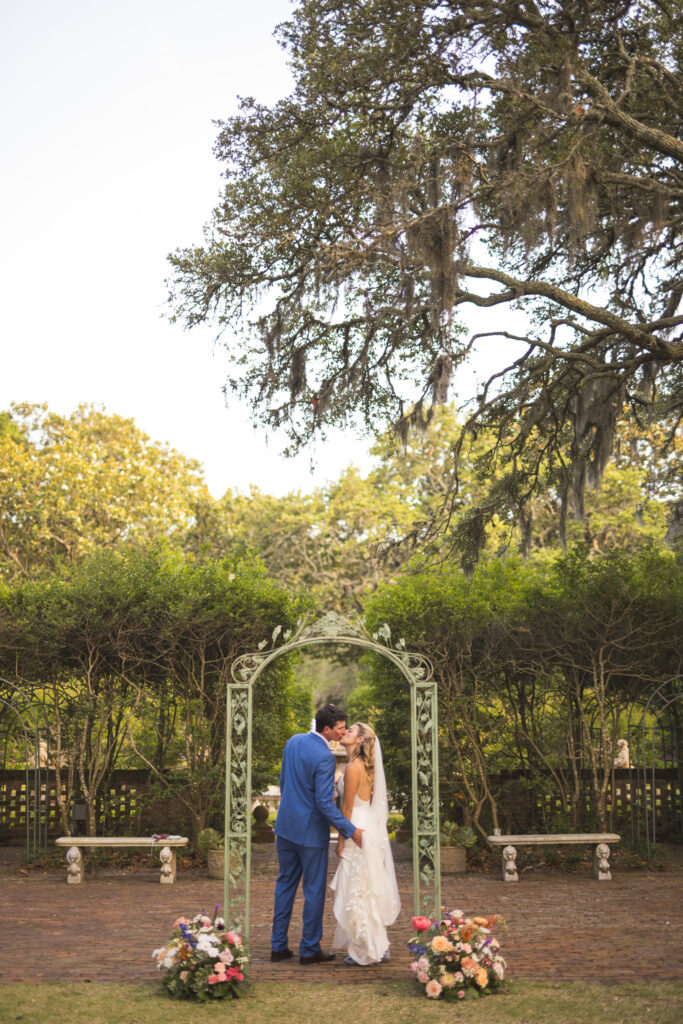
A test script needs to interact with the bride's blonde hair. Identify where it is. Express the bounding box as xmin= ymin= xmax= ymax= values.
xmin=348 ymin=722 xmax=376 ymax=791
